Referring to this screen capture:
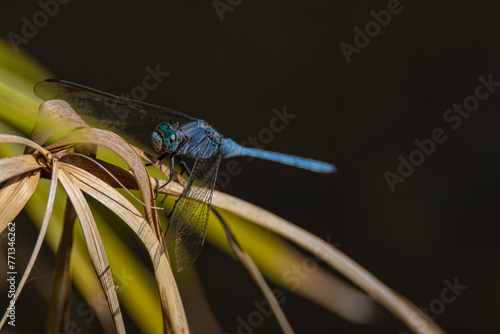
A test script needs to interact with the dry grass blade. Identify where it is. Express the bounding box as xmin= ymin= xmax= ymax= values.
xmin=0 ymin=159 xmax=58 ymax=329
xmin=61 ymin=162 xmax=189 ymax=334
xmin=212 ymin=208 xmax=294 ymax=334
xmin=0 ymin=171 xmax=40 ymax=231
xmin=0 ymin=133 xmax=50 ymax=158
xmin=57 ymin=165 xmax=126 ymax=334
xmin=206 ymin=192 xmax=446 ymax=334
xmin=29 ymin=100 xmax=90 ymax=148
xmin=0 ymin=155 xmax=43 ymax=184
xmin=65 ymin=154 xmax=185 ymax=207
xmin=68 ymin=153 xmax=162 ymax=210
